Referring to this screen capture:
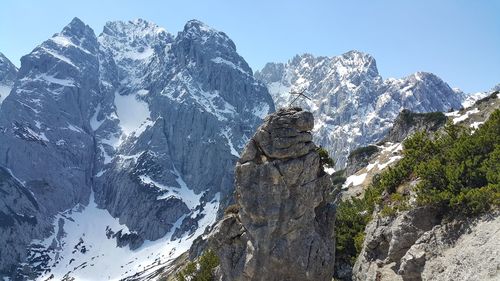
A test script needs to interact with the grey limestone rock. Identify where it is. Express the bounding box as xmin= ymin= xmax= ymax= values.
xmin=353 ymin=207 xmax=440 ymax=281
xmin=352 ymin=207 xmax=500 ymax=281
xmin=211 ymin=108 xmax=335 ymax=281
